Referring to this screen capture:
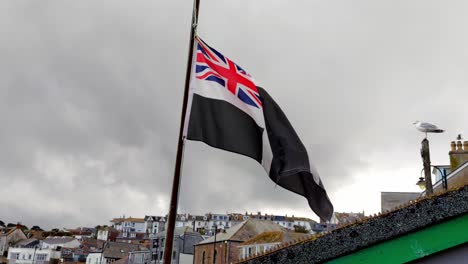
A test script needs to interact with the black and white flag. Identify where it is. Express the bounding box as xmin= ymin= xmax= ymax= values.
xmin=183 ymin=37 xmax=333 ymax=220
